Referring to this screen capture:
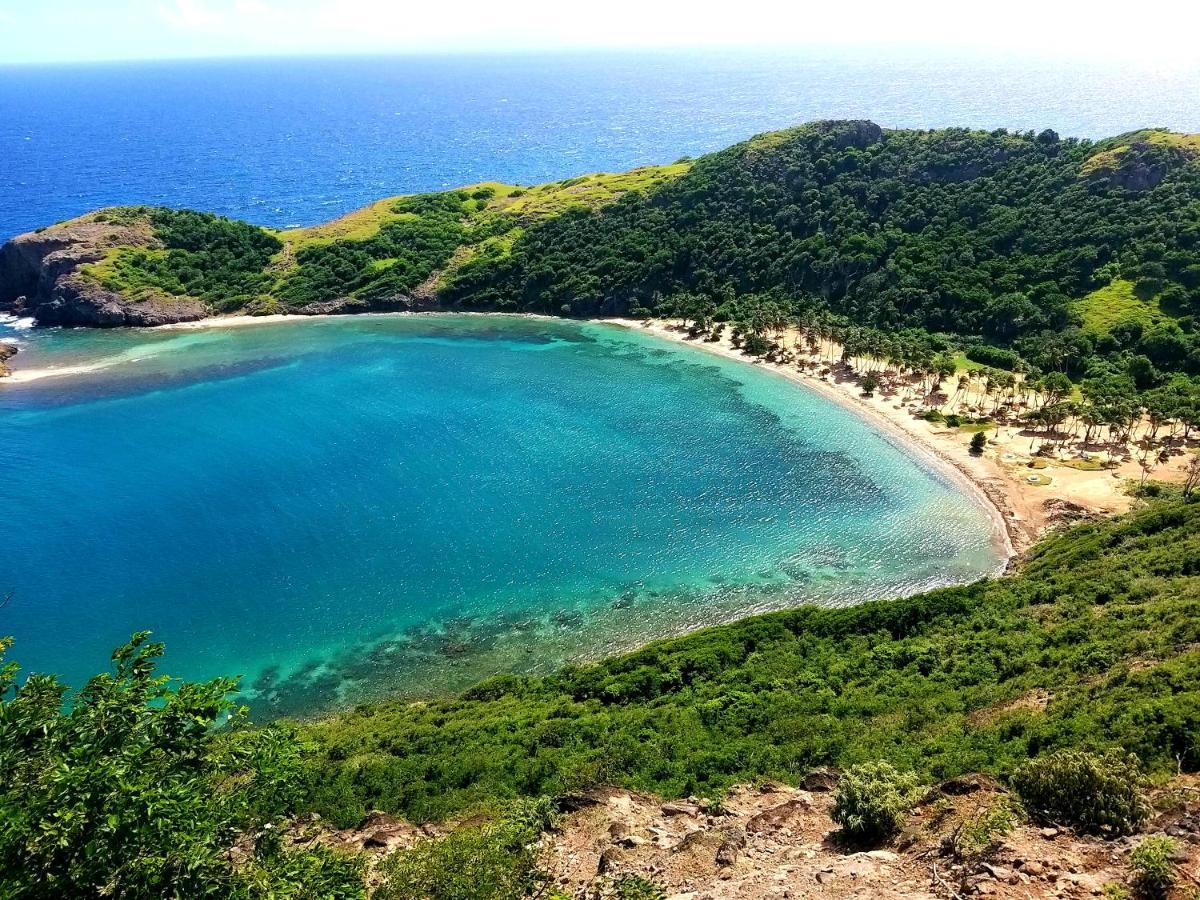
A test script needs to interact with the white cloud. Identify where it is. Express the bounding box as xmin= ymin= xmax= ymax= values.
xmin=80 ymin=0 xmax=1200 ymax=59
